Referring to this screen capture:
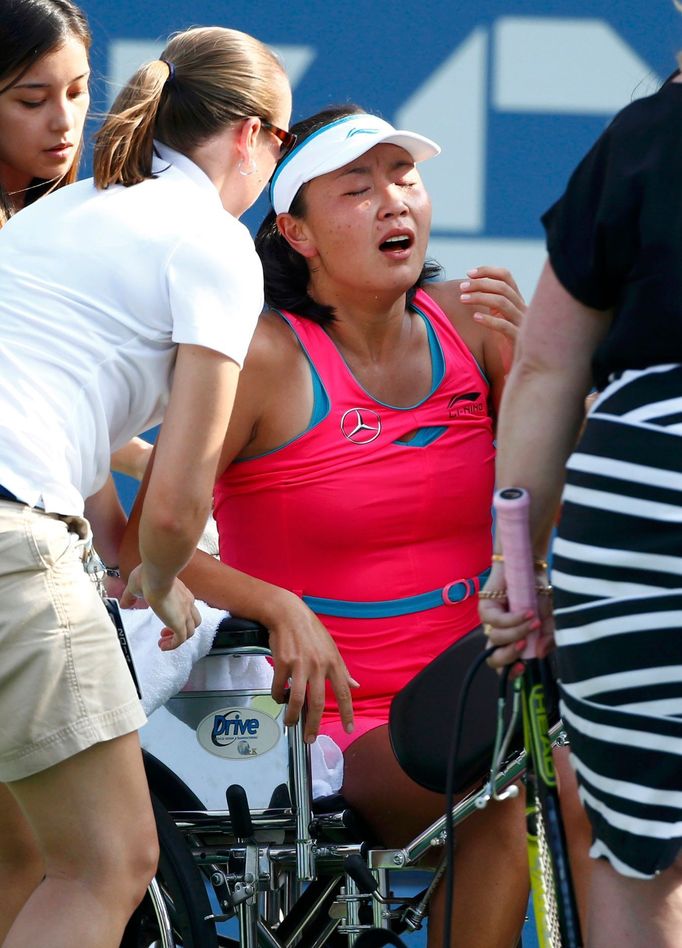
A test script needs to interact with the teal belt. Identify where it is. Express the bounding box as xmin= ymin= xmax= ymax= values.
xmin=302 ymin=568 xmax=490 ymax=619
